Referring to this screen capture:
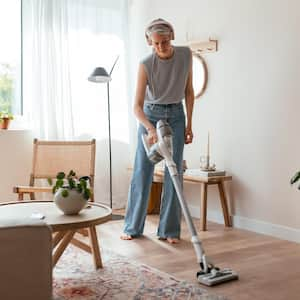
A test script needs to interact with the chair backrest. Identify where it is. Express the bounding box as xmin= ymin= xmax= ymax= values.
xmin=30 ymin=139 xmax=96 ymax=200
